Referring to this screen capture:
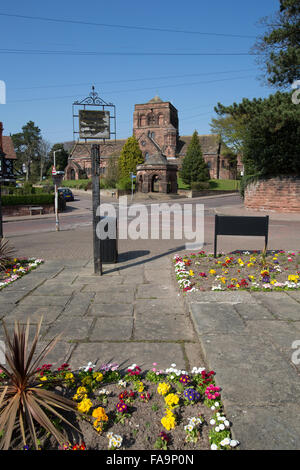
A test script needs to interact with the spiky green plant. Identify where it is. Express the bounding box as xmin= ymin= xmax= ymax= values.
xmin=0 ymin=239 xmax=15 ymax=272
xmin=0 ymin=318 xmax=81 ymax=450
